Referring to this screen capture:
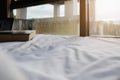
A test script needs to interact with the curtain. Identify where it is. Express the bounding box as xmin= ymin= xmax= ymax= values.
xmin=12 ymin=19 xmax=33 ymax=30
xmin=89 ymin=0 xmax=120 ymax=37
xmin=34 ymin=16 xmax=79 ymax=35
xmin=12 ymin=16 xmax=79 ymax=35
